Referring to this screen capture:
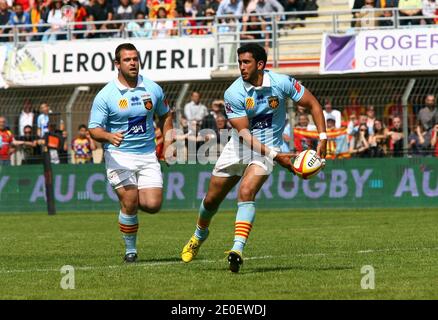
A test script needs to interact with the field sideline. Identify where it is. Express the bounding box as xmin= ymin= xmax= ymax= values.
xmin=0 ymin=208 xmax=437 ymax=299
